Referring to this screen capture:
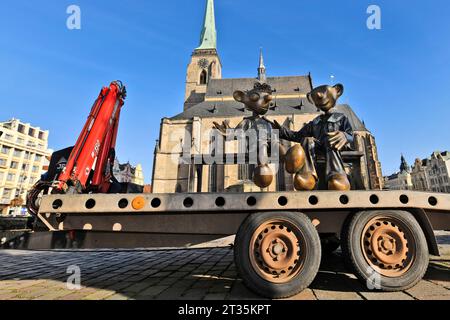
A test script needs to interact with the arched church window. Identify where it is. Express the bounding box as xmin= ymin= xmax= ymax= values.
xmin=200 ymin=70 xmax=208 ymax=85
